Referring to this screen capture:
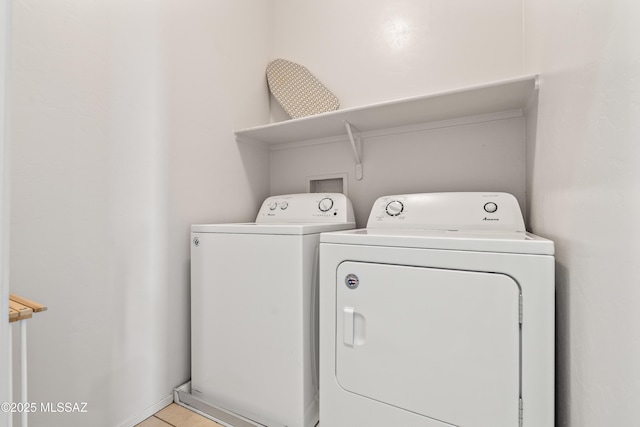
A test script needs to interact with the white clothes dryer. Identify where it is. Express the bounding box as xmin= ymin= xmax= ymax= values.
xmin=319 ymin=192 xmax=554 ymax=427
xmin=191 ymin=193 xmax=355 ymax=427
